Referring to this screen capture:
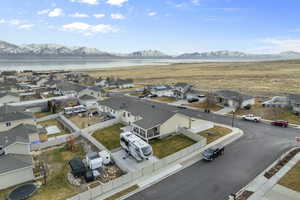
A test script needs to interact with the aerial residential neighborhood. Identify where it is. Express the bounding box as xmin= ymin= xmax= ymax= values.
xmin=1 ymin=1 xmax=300 ymax=200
